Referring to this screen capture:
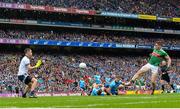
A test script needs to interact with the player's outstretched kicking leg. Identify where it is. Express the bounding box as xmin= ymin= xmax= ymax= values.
xmin=128 ymin=63 xmax=159 ymax=95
